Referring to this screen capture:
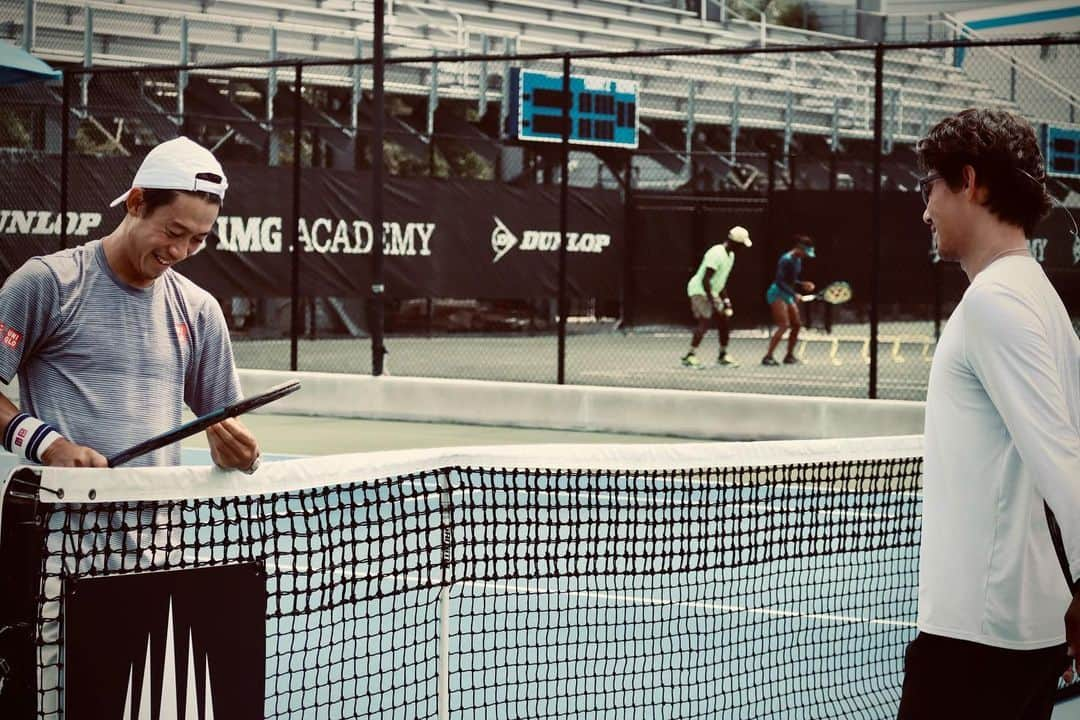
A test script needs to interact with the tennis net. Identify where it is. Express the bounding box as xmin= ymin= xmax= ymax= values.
xmin=0 ymin=436 xmax=925 ymax=719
